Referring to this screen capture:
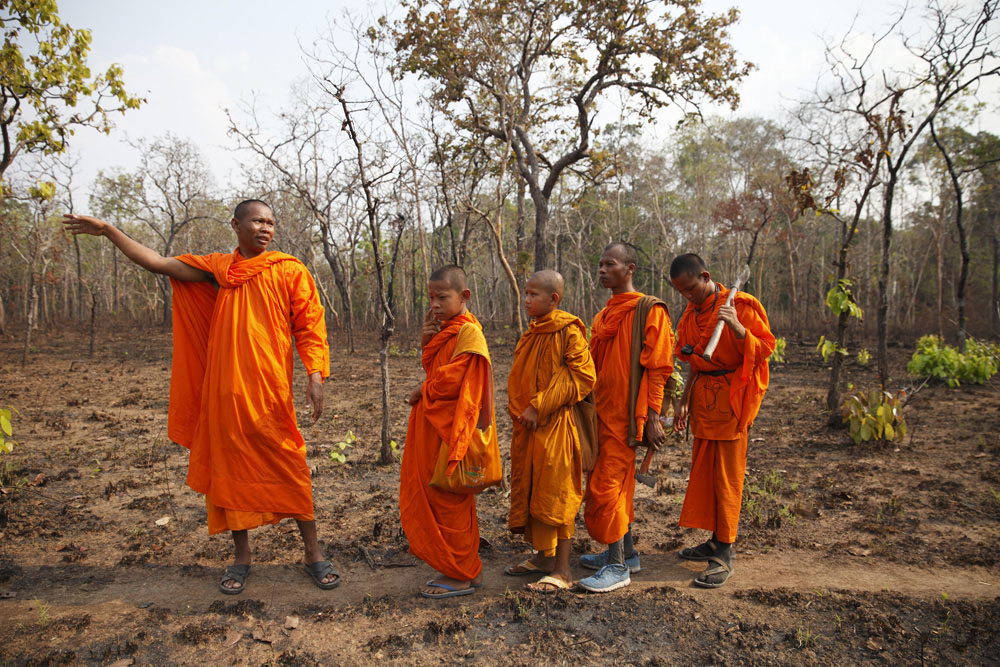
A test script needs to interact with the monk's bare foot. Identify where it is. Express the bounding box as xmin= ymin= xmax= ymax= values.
xmin=419 ymin=575 xmax=473 ymax=596
xmin=221 ymin=558 xmax=251 ymax=591
xmin=505 ymin=552 xmax=555 ymax=575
